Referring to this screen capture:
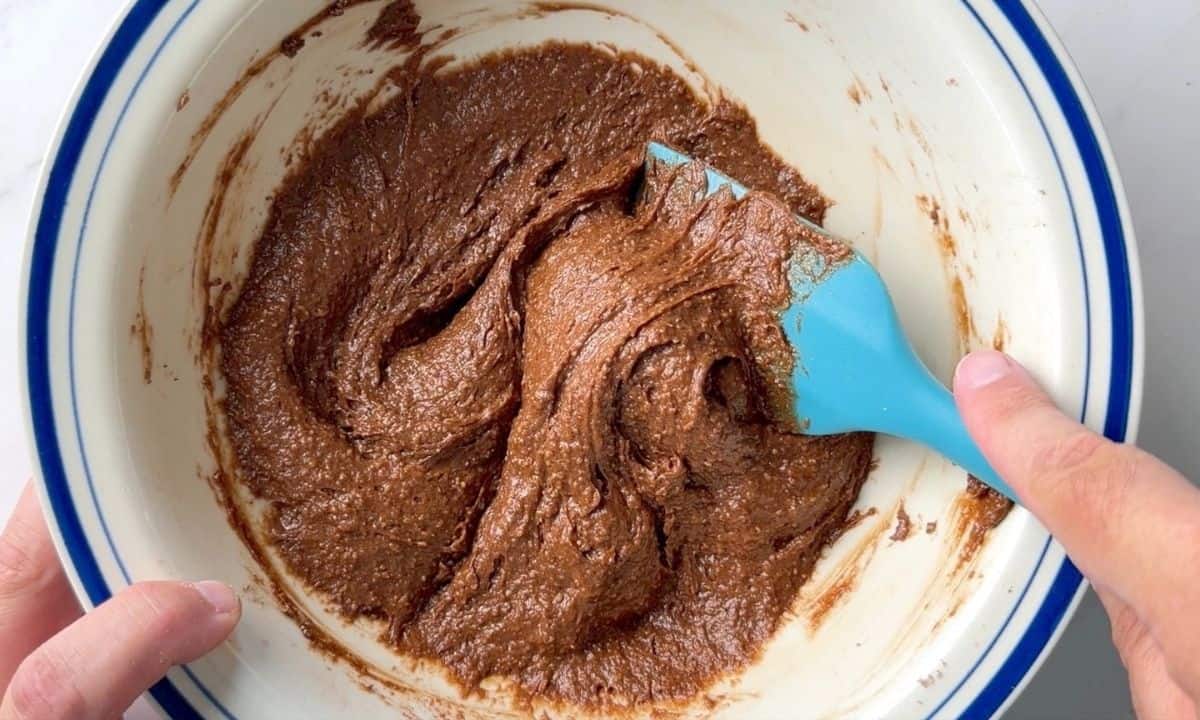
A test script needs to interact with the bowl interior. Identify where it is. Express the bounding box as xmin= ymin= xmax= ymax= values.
xmin=61 ymin=1 xmax=1091 ymax=717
